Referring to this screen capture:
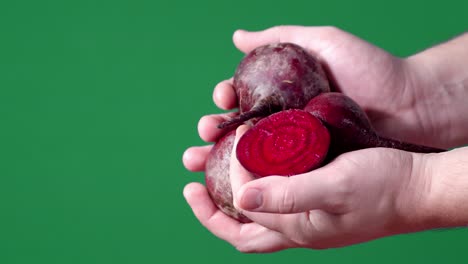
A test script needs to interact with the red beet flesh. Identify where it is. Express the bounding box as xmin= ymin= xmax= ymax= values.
xmin=219 ymin=43 xmax=330 ymax=129
xmin=236 ymin=109 xmax=330 ymax=177
xmin=304 ymin=92 xmax=446 ymax=157
xmin=205 ymin=131 xmax=251 ymax=223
